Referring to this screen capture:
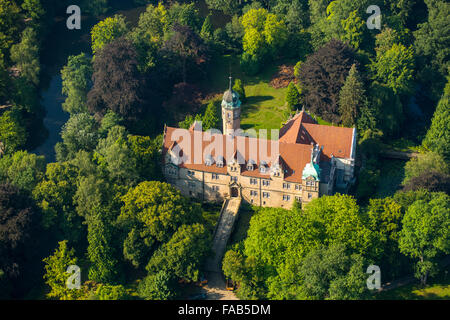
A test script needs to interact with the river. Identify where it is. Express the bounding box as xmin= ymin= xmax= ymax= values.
xmin=32 ymin=1 xmax=229 ymax=162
